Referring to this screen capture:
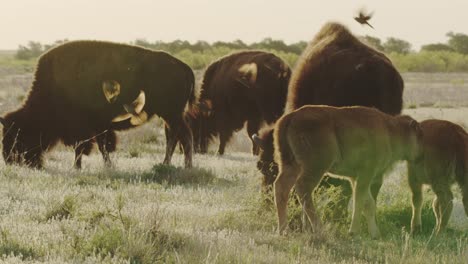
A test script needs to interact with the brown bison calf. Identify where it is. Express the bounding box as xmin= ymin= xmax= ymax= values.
xmin=267 ymin=105 xmax=422 ymax=238
xmin=1 ymin=41 xmax=196 ymax=169
xmin=408 ymin=119 xmax=468 ymax=235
